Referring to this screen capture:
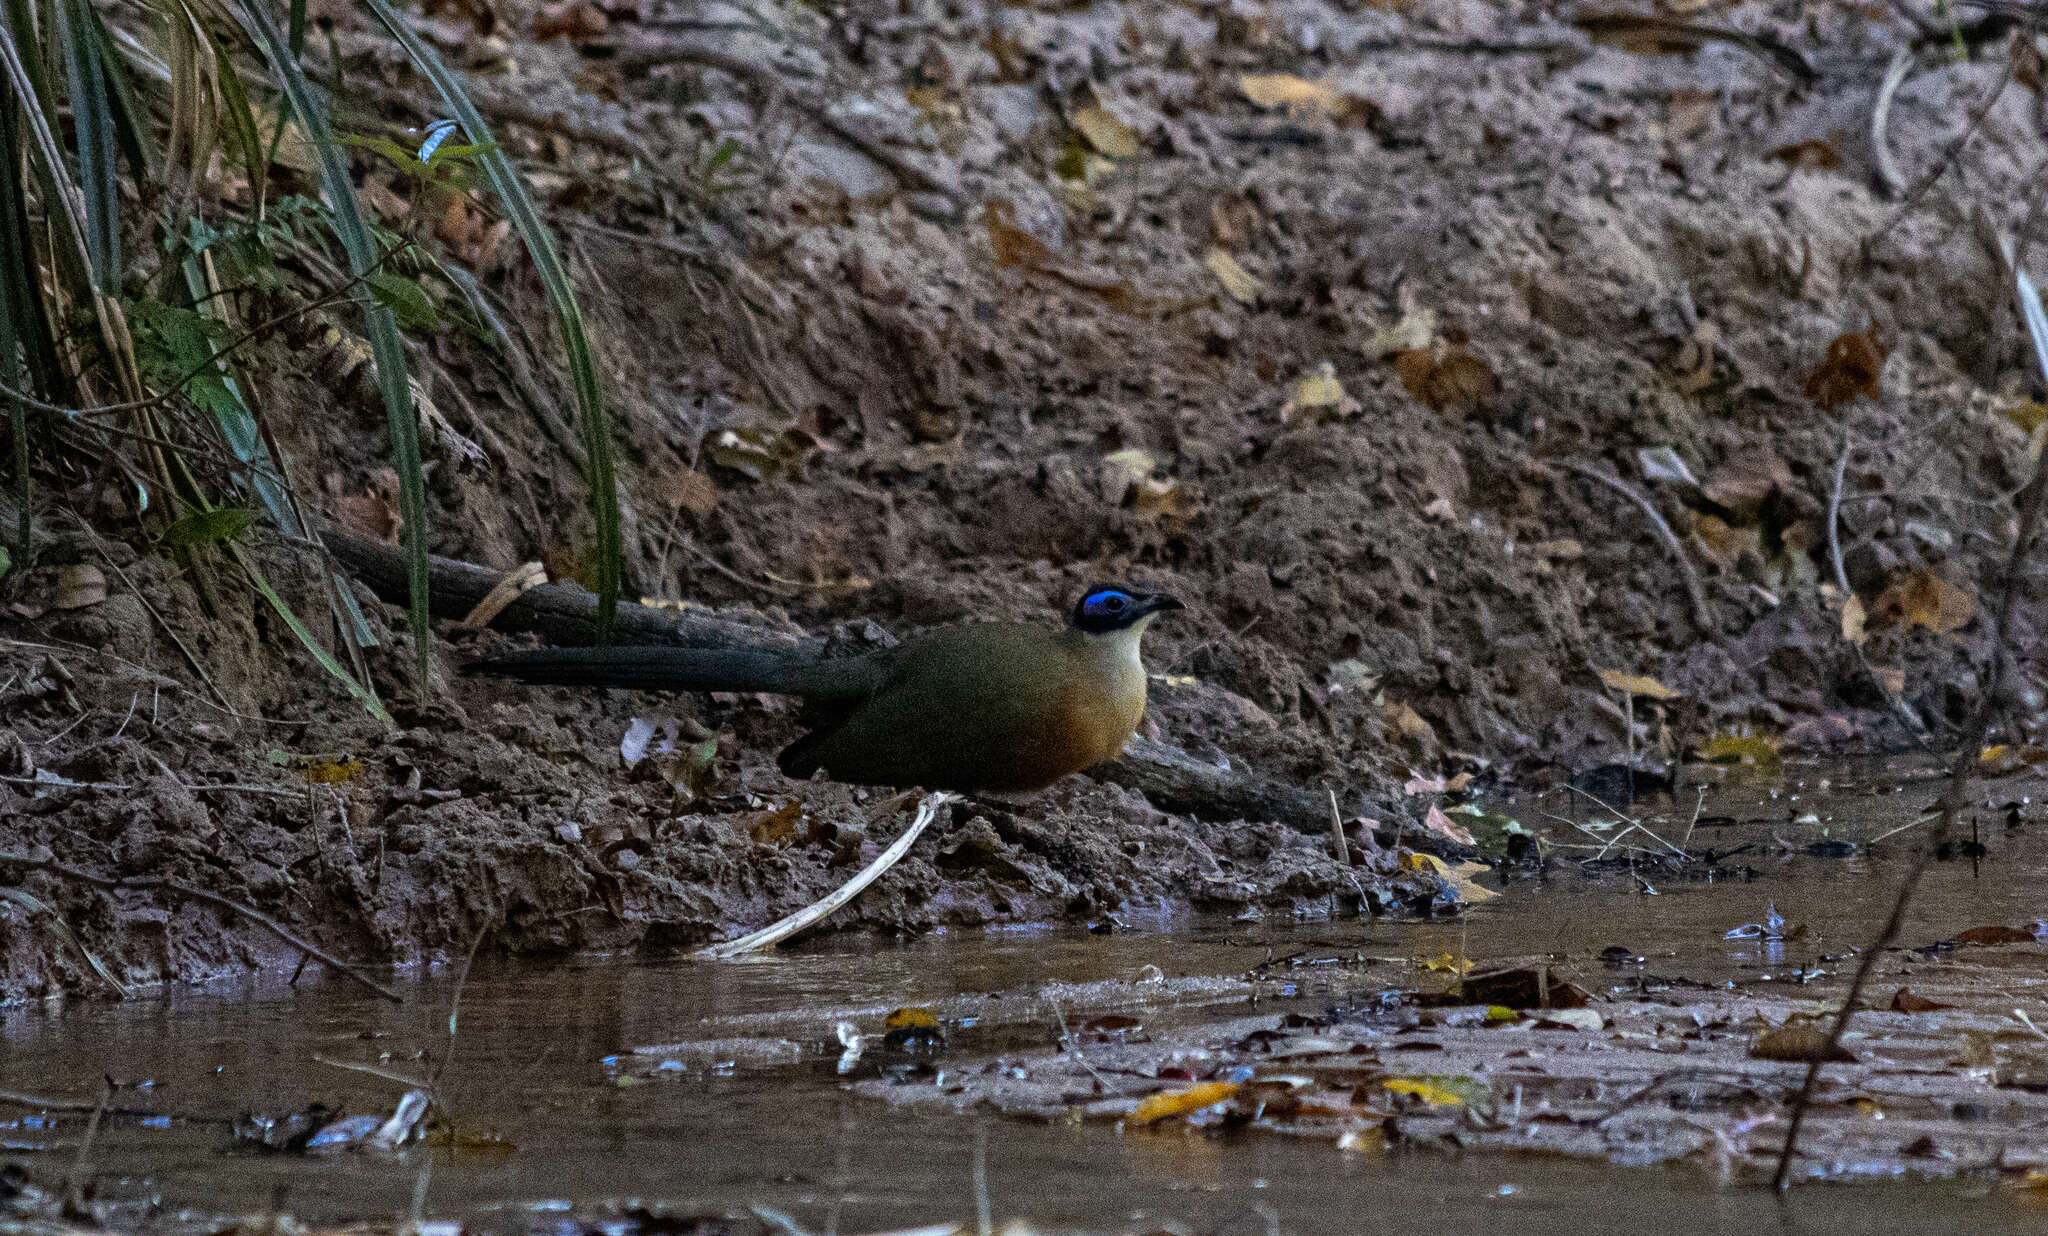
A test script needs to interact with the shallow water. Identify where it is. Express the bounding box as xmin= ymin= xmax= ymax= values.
xmin=7 ymin=760 xmax=2048 ymax=1232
